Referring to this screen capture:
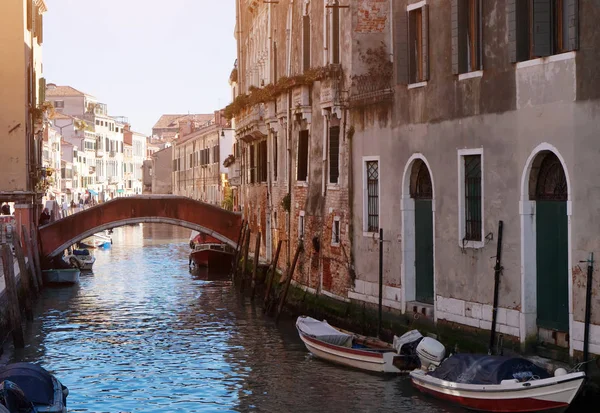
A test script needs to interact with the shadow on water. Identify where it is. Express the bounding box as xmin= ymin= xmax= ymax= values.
xmin=1 ymin=223 xmax=561 ymax=412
